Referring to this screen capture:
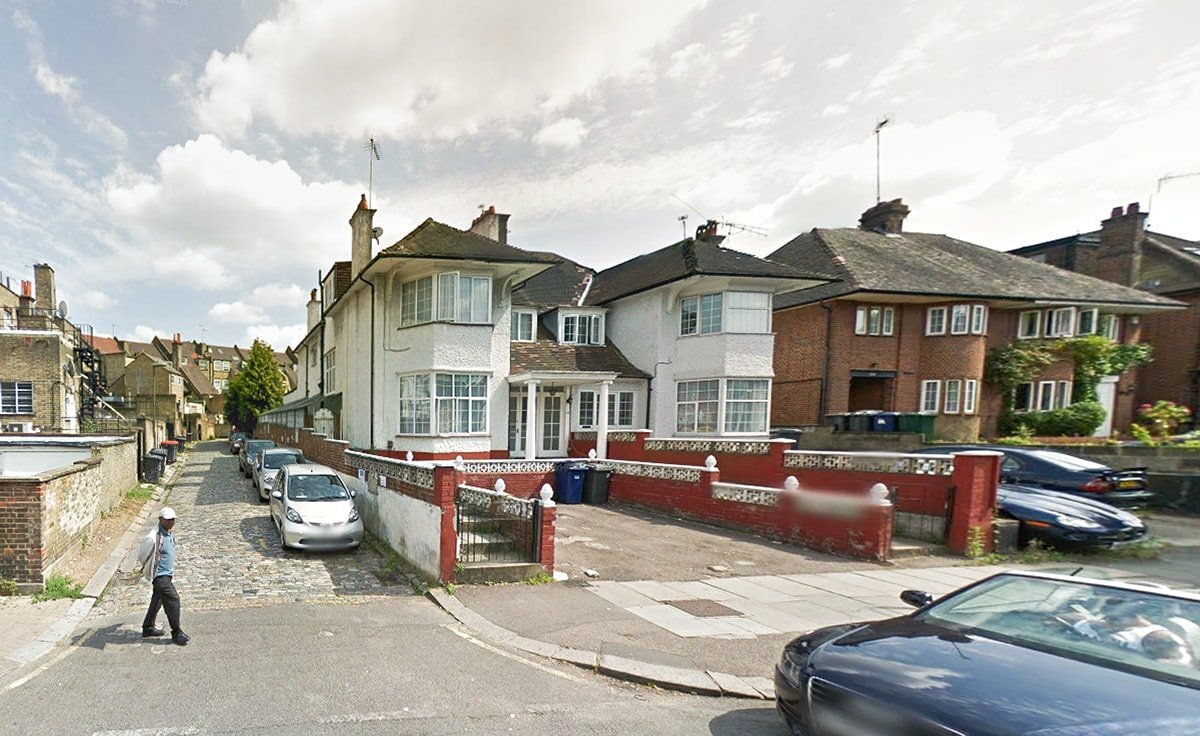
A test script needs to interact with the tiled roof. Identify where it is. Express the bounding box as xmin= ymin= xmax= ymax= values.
xmin=86 ymin=335 xmax=121 ymax=354
xmin=179 ymin=363 xmax=218 ymax=396
xmin=379 ymin=219 xmax=561 ymax=264
xmin=512 ymin=260 xmax=594 ymax=309
xmin=122 ymin=340 xmax=165 ymax=359
xmin=769 ymin=228 xmax=1183 ymax=310
xmin=510 ymin=327 xmax=649 ymax=378
xmin=585 ymin=236 xmax=824 ymax=306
